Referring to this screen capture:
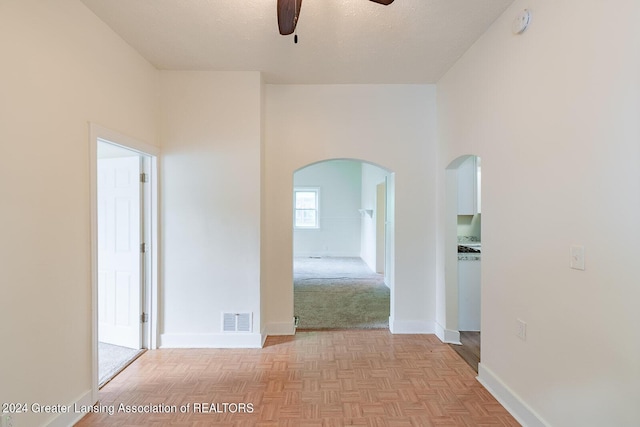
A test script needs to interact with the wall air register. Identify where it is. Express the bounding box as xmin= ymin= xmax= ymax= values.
xmin=222 ymin=312 xmax=252 ymax=333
